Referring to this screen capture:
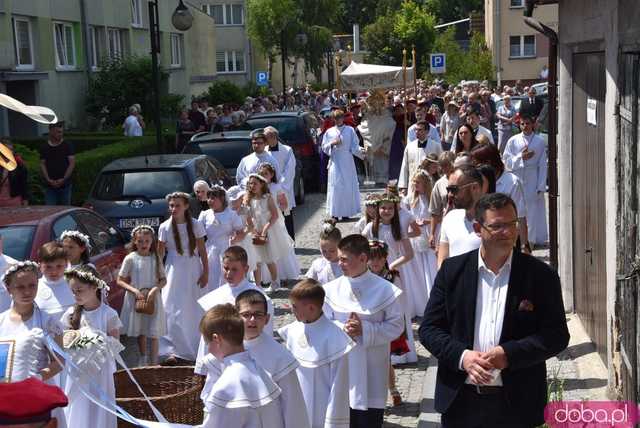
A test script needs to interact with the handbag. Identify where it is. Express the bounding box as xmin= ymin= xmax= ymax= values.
xmin=252 ymin=234 xmax=268 ymax=246
xmin=135 ymin=288 xmax=155 ymax=315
